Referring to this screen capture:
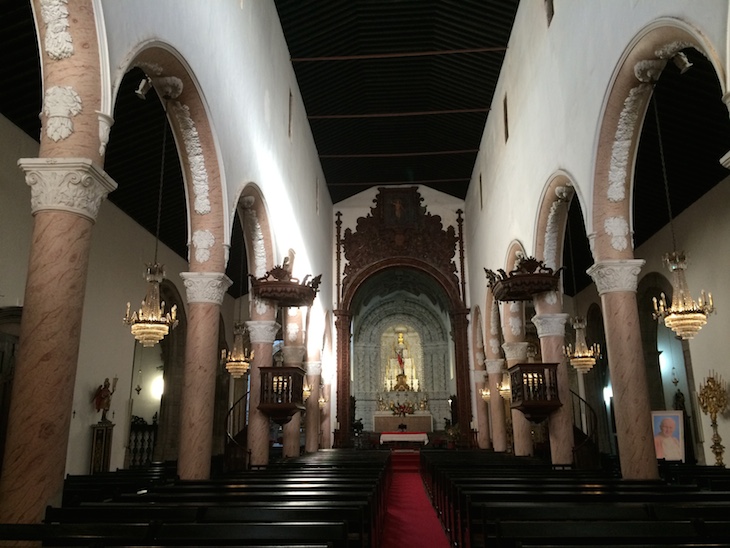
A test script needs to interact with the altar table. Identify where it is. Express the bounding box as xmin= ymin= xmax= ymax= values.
xmin=379 ymin=432 xmax=429 ymax=445
xmin=373 ymin=412 xmax=433 ymax=432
